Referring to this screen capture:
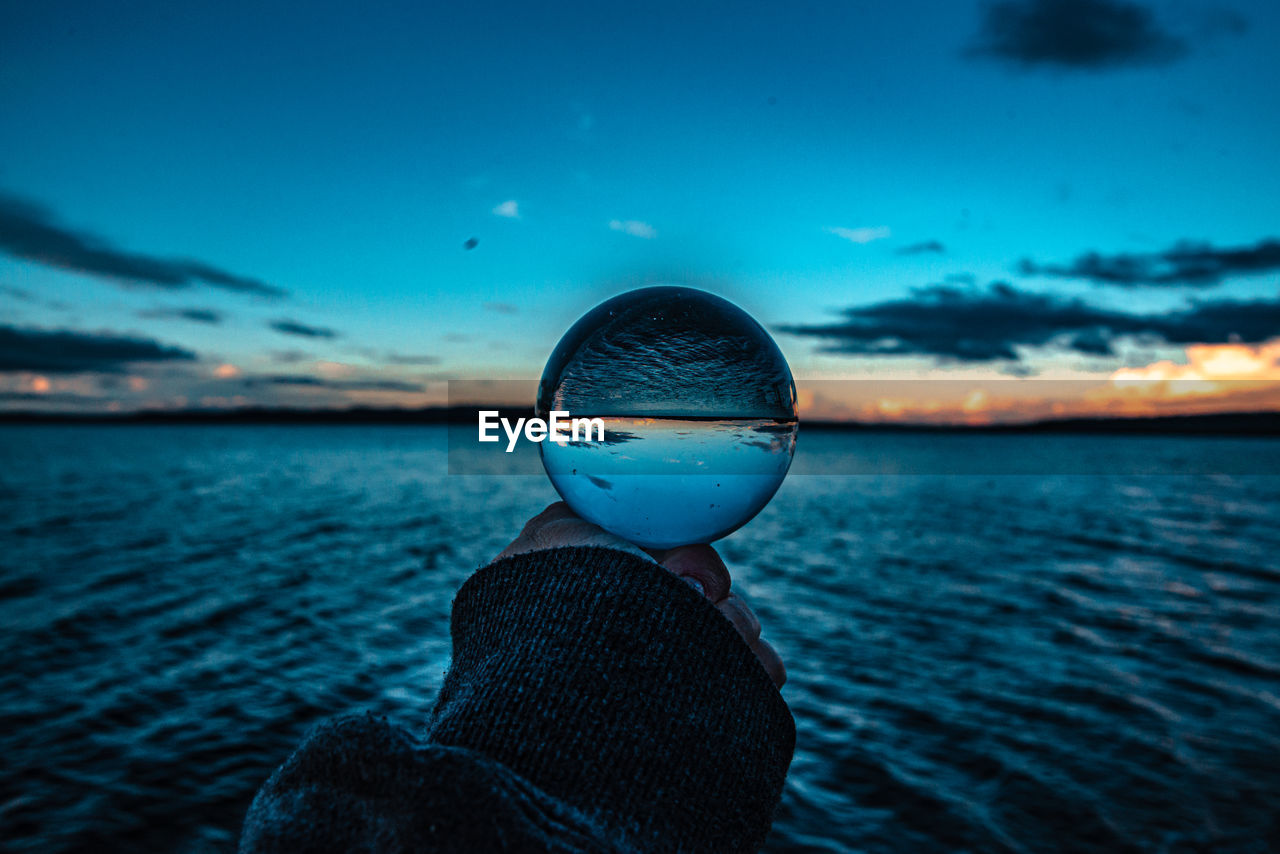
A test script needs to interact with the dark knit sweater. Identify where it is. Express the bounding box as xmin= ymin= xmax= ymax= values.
xmin=239 ymin=546 xmax=796 ymax=853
